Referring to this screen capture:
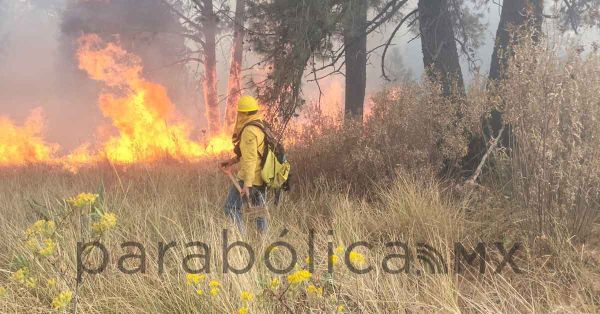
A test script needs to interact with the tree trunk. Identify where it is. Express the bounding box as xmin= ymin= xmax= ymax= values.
xmin=418 ymin=0 xmax=464 ymax=97
xmin=202 ymin=0 xmax=220 ymax=134
xmin=463 ymin=0 xmax=544 ymax=175
xmin=487 ymin=0 xmax=543 ymax=141
xmin=224 ymin=0 xmax=246 ymax=131
xmin=489 ymin=0 xmax=543 ymax=81
xmin=343 ymin=0 xmax=368 ymax=121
